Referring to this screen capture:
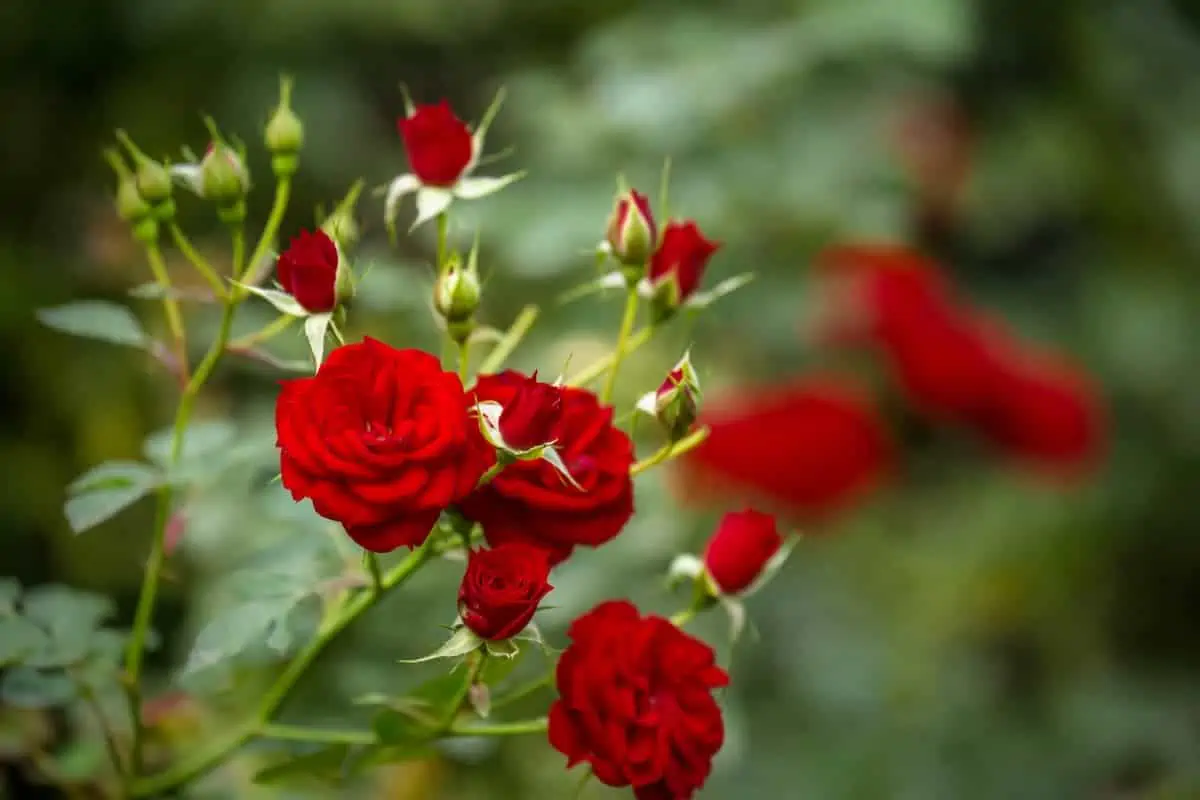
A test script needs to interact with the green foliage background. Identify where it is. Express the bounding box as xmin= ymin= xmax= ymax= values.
xmin=3 ymin=0 xmax=1200 ymax=796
